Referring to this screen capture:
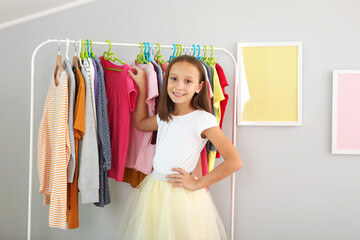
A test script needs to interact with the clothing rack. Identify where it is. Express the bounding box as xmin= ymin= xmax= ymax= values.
xmin=28 ymin=39 xmax=238 ymax=240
